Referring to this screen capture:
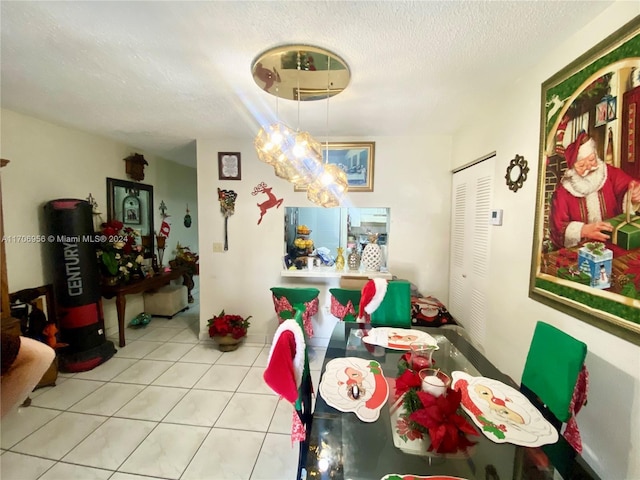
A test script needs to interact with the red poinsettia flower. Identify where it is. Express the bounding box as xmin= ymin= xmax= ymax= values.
xmin=409 ymin=388 xmax=478 ymax=453
xmin=208 ymin=310 xmax=252 ymax=339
